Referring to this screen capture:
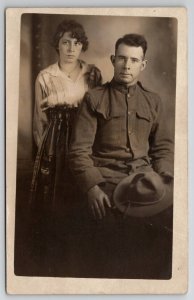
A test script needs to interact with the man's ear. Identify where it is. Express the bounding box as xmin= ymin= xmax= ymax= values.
xmin=110 ymin=55 xmax=115 ymax=66
xmin=141 ymin=59 xmax=147 ymax=71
